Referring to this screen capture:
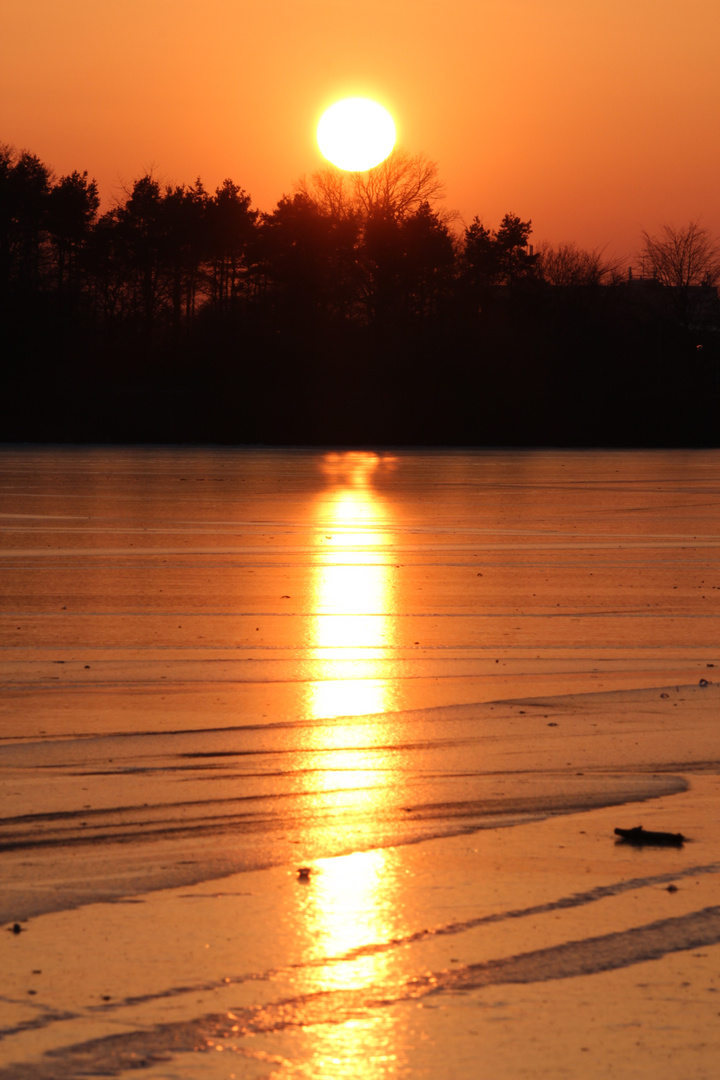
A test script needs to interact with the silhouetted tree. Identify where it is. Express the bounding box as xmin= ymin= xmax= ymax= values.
xmin=113 ymin=174 xmax=169 ymax=329
xmin=463 ymin=217 xmax=498 ymax=291
xmin=5 ymin=137 xmax=718 ymax=449
xmin=640 ymin=221 xmax=720 ymax=328
xmin=363 ymin=200 xmax=455 ymax=322
xmin=0 ymin=148 xmax=53 ymax=292
xmin=494 ymin=213 xmax=537 ymax=284
xmin=84 ymin=208 xmax=126 ymax=323
xmin=361 ymin=208 xmax=403 ymax=322
xmin=260 ymin=192 xmax=360 ymax=321
xmin=206 ymin=179 xmax=258 ymax=311
xmin=641 ymin=221 xmax=720 ymax=288
xmin=400 ymin=201 xmax=456 ymax=317
xmin=463 ymin=212 xmax=536 ymax=299
xmin=161 ymin=179 xmax=209 ymax=327
xmin=0 ymin=144 xmax=15 ymax=293
xmin=296 ymin=150 xmax=451 ymax=324
xmin=352 ymin=149 xmax=446 ymax=221
xmin=536 ymin=241 xmax=620 ymax=286
xmin=47 ymin=170 xmax=99 ymax=297
xmin=298 ymin=148 xmax=446 ymax=224
xmin=295 ymin=166 xmax=356 ymax=221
